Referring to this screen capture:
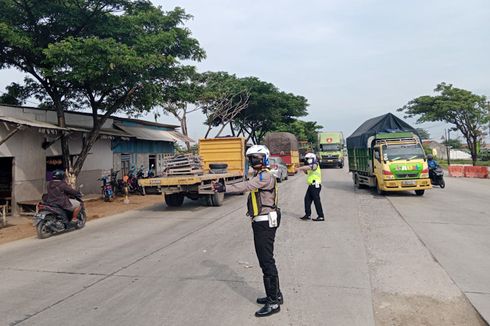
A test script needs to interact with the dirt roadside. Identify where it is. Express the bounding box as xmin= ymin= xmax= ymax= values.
xmin=0 ymin=194 xmax=164 ymax=245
